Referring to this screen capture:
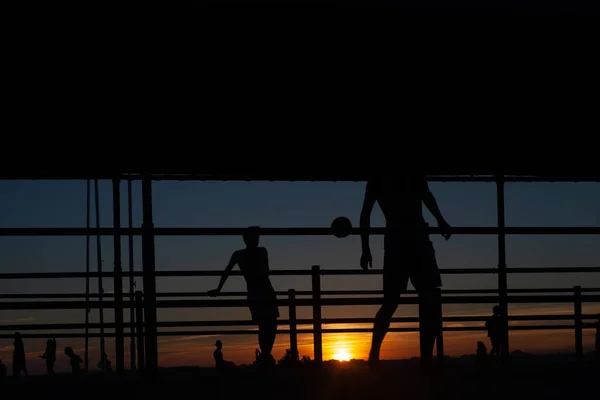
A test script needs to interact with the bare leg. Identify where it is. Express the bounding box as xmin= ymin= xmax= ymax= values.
xmin=369 ymin=302 xmax=399 ymax=363
xmin=258 ymin=319 xmax=277 ymax=357
xmin=418 ymin=291 xmax=439 ymax=368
